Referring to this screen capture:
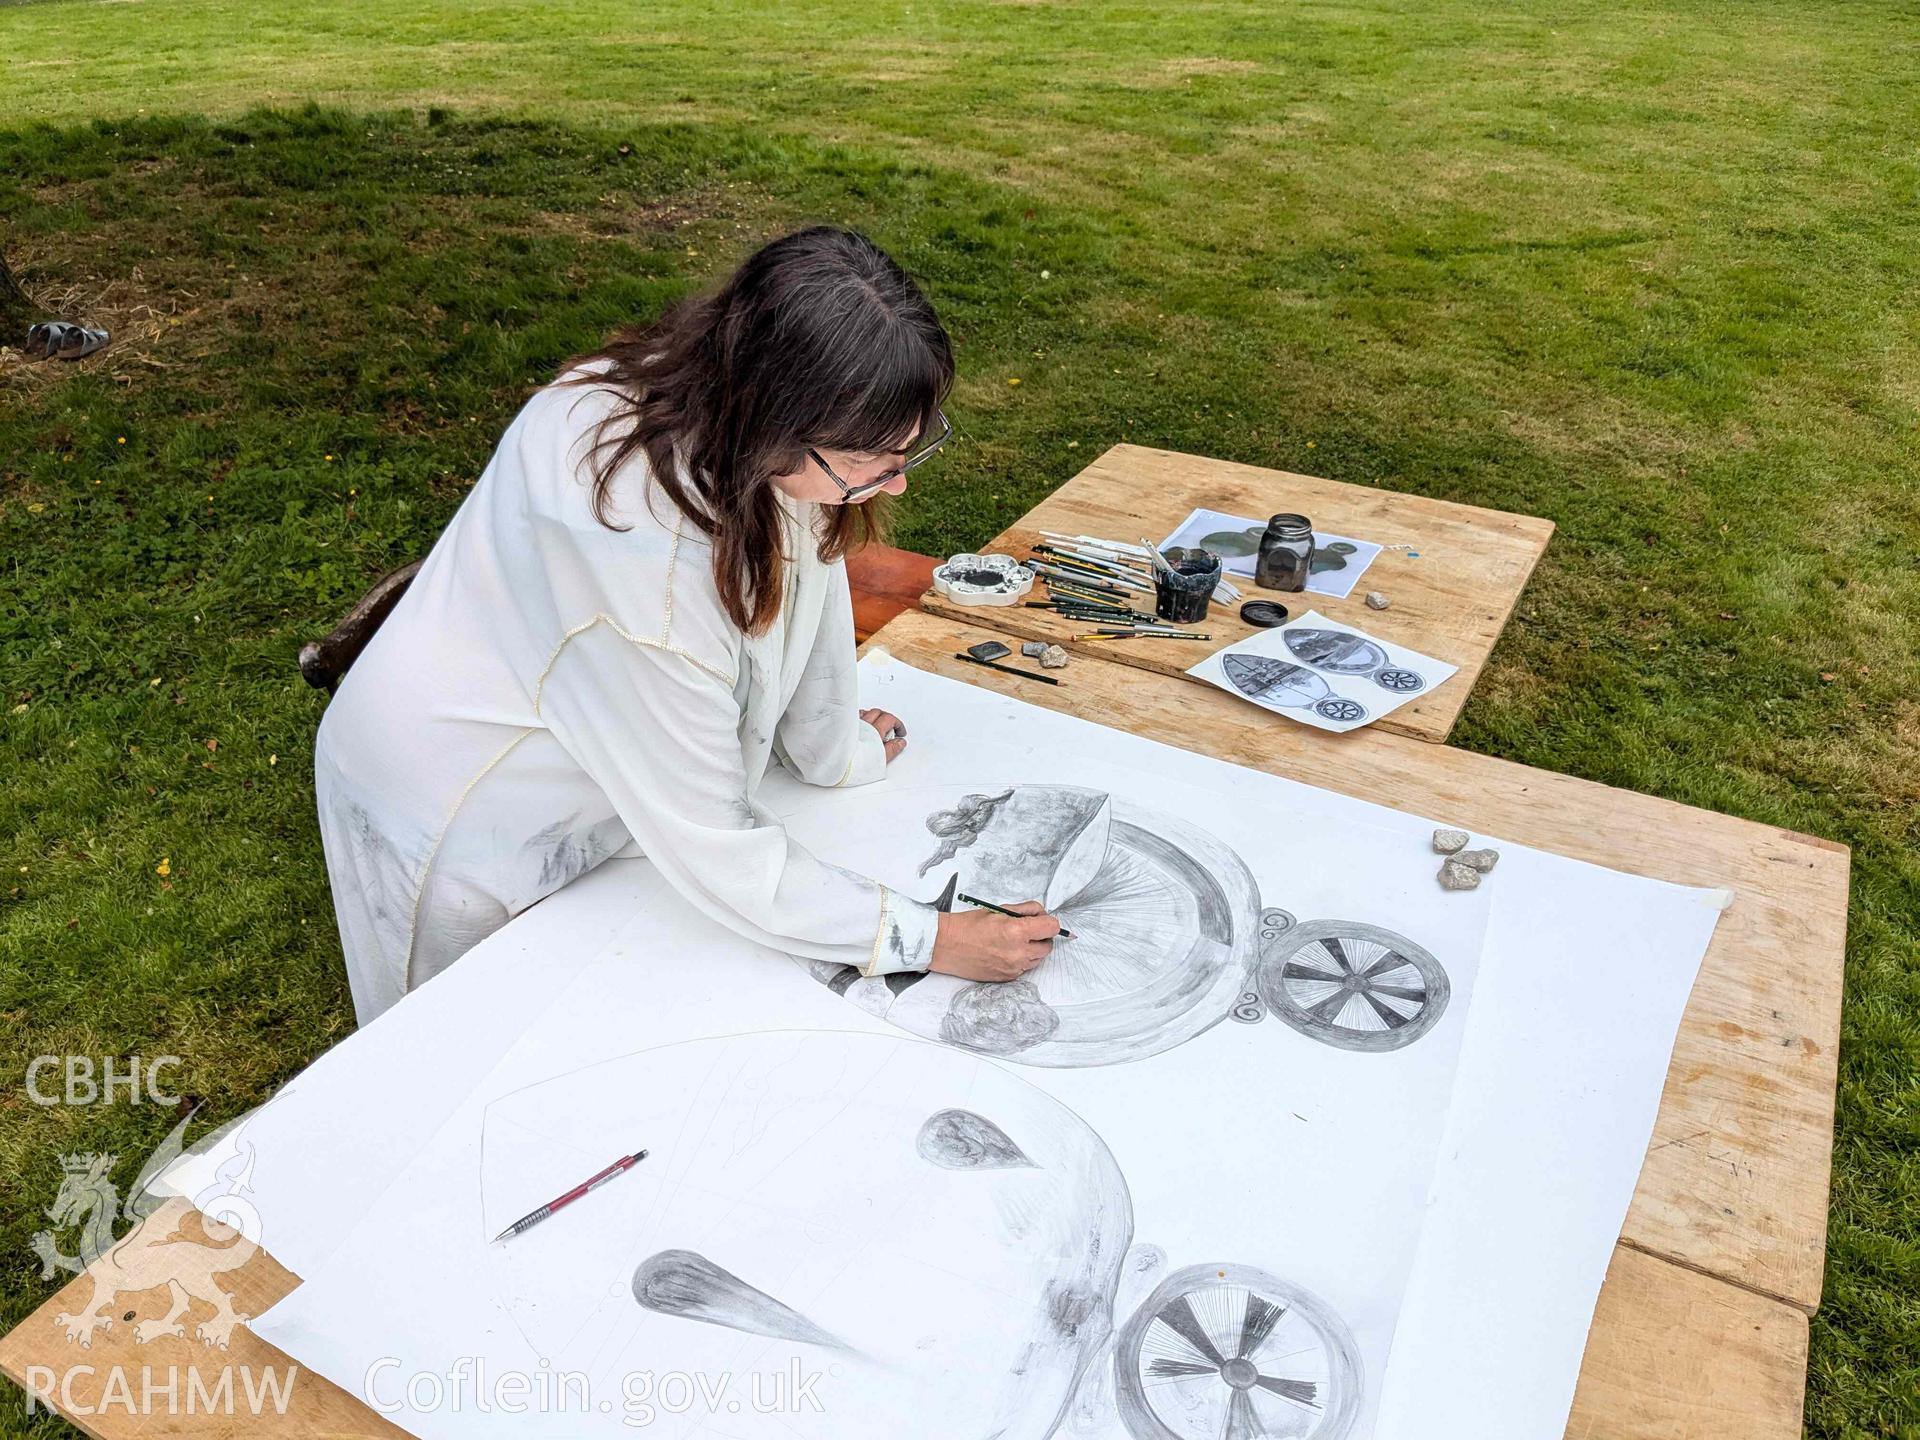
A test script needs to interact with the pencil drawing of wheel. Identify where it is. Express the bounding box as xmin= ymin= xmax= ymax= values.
xmin=1257 ymin=920 xmax=1450 ymax=1053
xmin=1114 ymin=1262 xmax=1362 ymax=1440
xmin=1312 ymin=697 xmax=1366 ymax=724
xmin=1373 ymin=668 xmax=1424 ymax=693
